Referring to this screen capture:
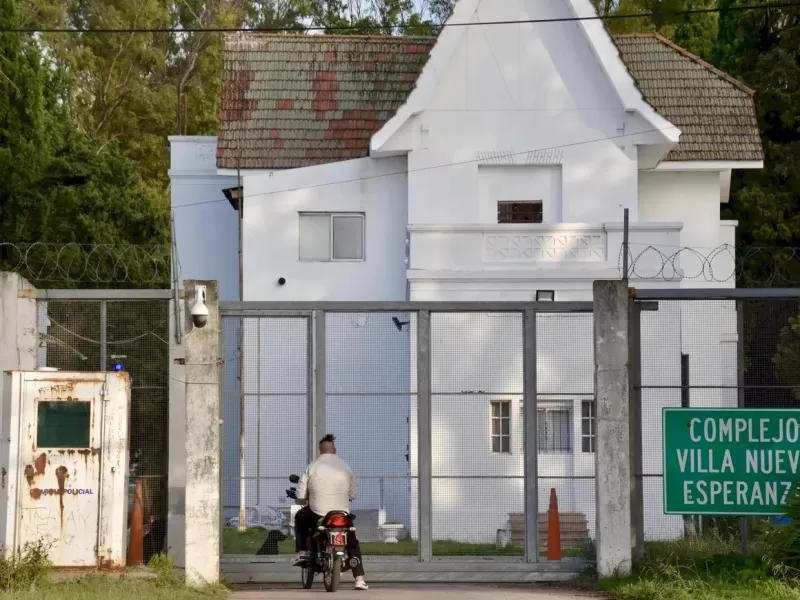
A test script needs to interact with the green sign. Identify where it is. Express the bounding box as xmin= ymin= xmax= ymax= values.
xmin=663 ymin=408 xmax=800 ymax=516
